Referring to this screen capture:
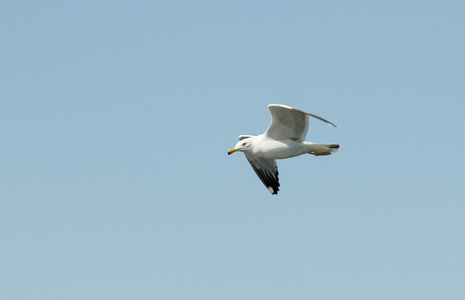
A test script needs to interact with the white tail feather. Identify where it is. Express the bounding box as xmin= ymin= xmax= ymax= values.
xmin=306 ymin=143 xmax=339 ymax=156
